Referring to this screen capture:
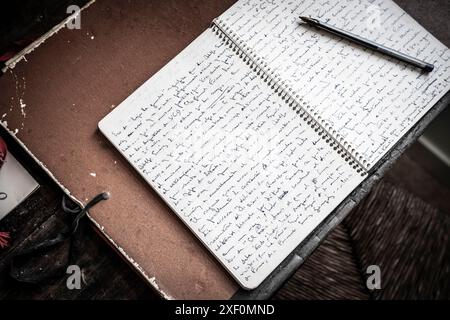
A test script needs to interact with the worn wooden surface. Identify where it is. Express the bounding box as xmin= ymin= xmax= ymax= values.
xmin=0 ymin=0 xmax=449 ymax=299
xmin=0 ymin=128 xmax=158 ymax=299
